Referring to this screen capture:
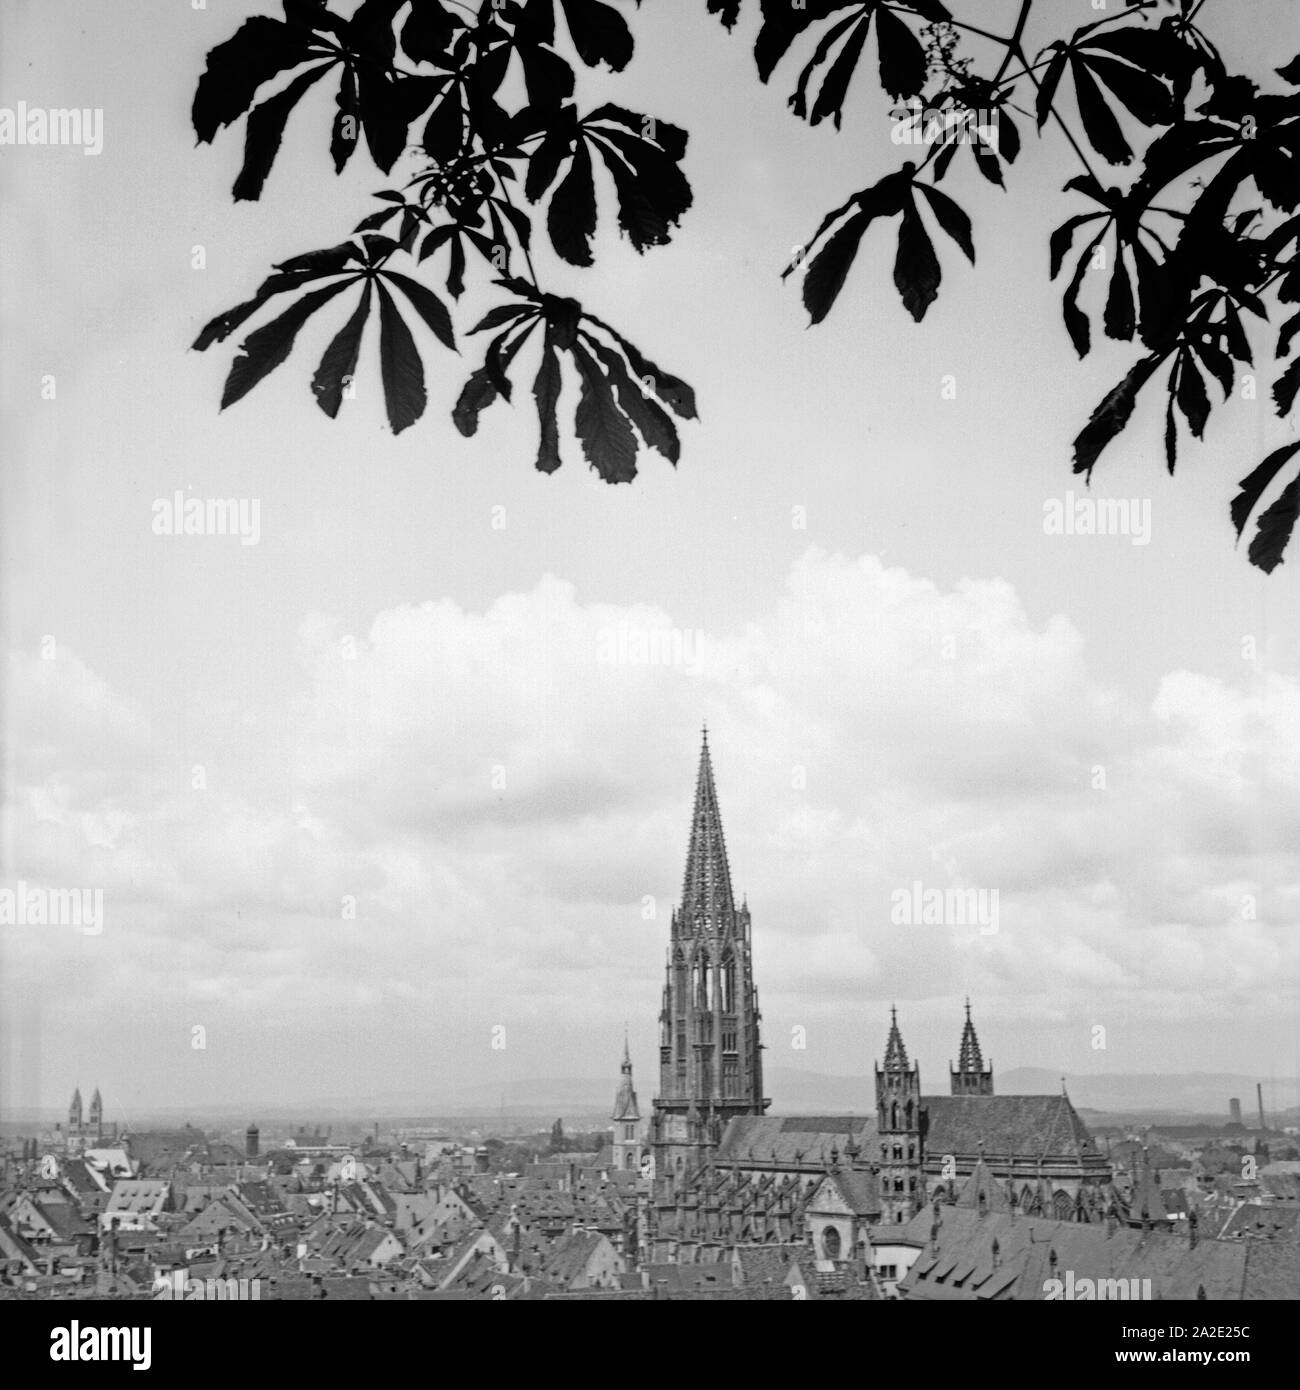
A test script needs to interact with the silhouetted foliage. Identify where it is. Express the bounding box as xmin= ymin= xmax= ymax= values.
xmin=193 ymin=1 xmax=1300 ymax=567
xmin=192 ymin=0 xmax=695 ymax=482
